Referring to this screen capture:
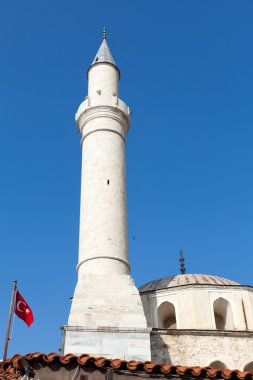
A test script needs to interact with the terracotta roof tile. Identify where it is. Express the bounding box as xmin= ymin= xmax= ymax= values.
xmin=0 ymin=353 xmax=252 ymax=380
